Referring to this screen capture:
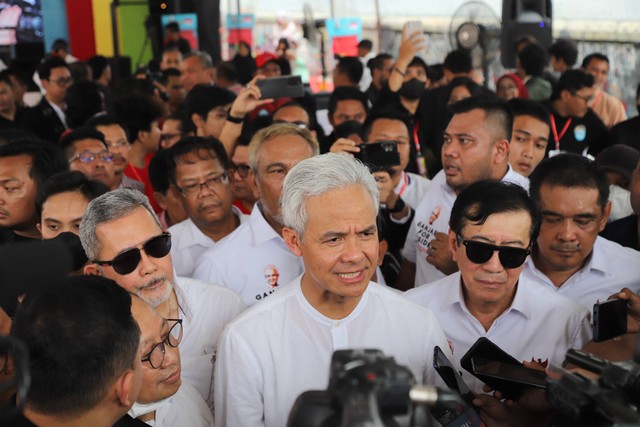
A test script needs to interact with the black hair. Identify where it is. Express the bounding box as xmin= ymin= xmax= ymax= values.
xmin=450 ymin=180 xmax=539 ymax=244
xmin=11 ymin=276 xmax=140 ymax=417
xmin=426 ymin=63 xmax=445 ymax=82
xmin=113 ymin=93 xmax=164 ymax=142
xmin=59 ymin=127 xmax=107 ymax=159
xmin=272 ymin=101 xmax=313 ymax=129
xmin=165 ymin=22 xmax=180 ymax=32
xmin=0 ymin=139 xmax=68 ymax=188
xmin=184 ymin=84 xmax=236 ymax=121
xmin=160 ymin=67 xmax=181 ymax=83
xmin=166 ymin=136 xmax=230 ymax=186
xmin=443 ymin=49 xmax=472 ymax=74
xmin=530 ymin=153 xmax=610 ymax=212
xmin=0 ymin=69 xmax=12 ymax=86
xmin=358 ymin=39 xmax=373 ymax=50
xmin=84 ymin=114 xmax=130 ymax=141
xmin=215 ymin=61 xmax=238 ymax=84
xmin=165 ymin=111 xmax=196 ymax=135
xmin=367 ymin=53 xmax=393 ymax=72
xmin=51 ymin=39 xmax=69 ymax=52
xmin=37 ymin=56 xmax=70 ymax=81
xmin=363 ymin=108 xmax=412 ymax=141
xmin=408 ymin=56 xmax=428 ymax=74
xmin=36 ymin=170 xmax=109 ymax=216
xmin=449 ymin=96 xmax=513 ymax=141
xmin=68 ymin=62 xmax=91 ymax=83
xmin=333 ymin=120 xmax=364 ymax=141
xmin=581 ymin=53 xmax=610 ymax=69
xmin=548 ymin=39 xmax=578 ymax=67
xmin=65 ymin=81 xmax=105 ymax=129
xmin=148 ymin=149 xmax=172 ymax=195
xmin=335 ymin=56 xmax=364 ymax=86
xmin=328 ymin=86 xmax=369 ymax=117
xmin=87 ymin=55 xmax=109 ymax=81
xmin=518 ymin=43 xmax=547 ymax=77
xmin=446 ymin=76 xmax=484 ymax=100
xmin=112 ymin=76 xmax=156 ymax=97
xmin=5 ymin=66 xmax=30 ymax=87
xmin=508 ymin=98 xmax=551 ymax=127
xmin=551 ymin=69 xmax=595 ymax=101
